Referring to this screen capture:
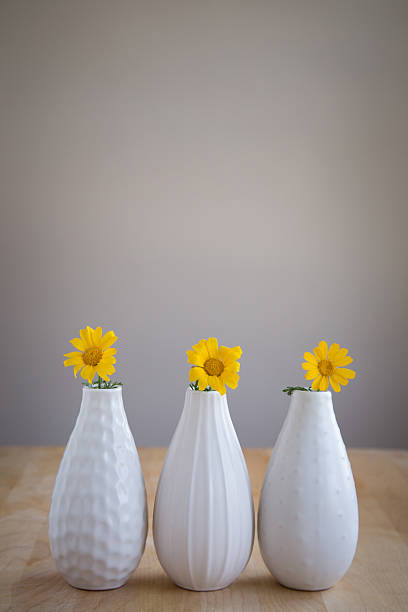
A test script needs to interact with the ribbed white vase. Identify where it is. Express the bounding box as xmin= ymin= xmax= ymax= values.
xmin=153 ymin=388 xmax=254 ymax=591
xmin=258 ymin=390 xmax=358 ymax=591
xmin=49 ymin=387 xmax=147 ymax=590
